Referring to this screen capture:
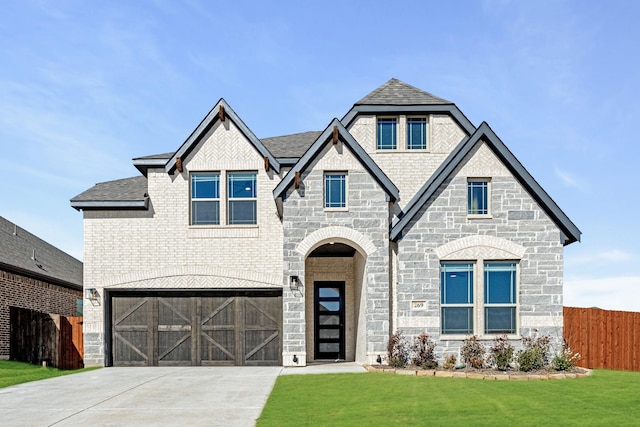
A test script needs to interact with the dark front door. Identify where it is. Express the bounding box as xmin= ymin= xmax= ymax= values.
xmin=314 ymin=281 xmax=345 ymax=360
